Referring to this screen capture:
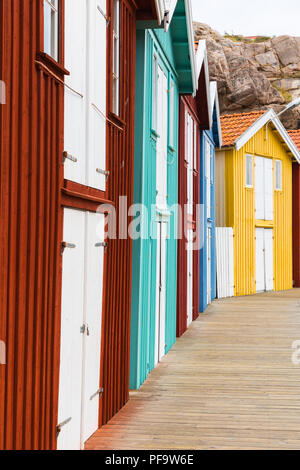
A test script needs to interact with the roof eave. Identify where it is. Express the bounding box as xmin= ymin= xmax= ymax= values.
xmin=234 ymin=109 xmax=300 ymax=163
